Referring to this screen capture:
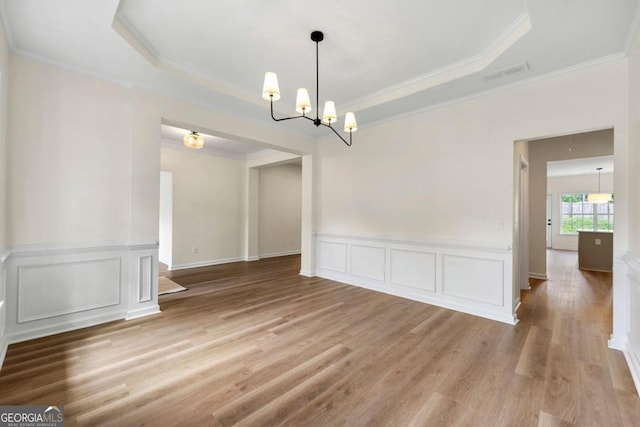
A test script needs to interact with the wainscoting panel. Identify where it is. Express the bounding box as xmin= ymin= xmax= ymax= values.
xmin=442 ymin=255 xmax=504 ymax=306
xmin=622 ymin=253 xmax=640 ymax=395
xmin=350 ymin=245 xmax=386 ymax=282
xmin=390 ymin=249 xmax=436 ymax=292
xmin=138 ymin=255 xmax=152 ymax=303
xmin=318 ymin=241 xmax=347 ymax=273
xmin=17 ymin=258 xmax=121 ymax=323
xmin=3 ymin=241 xmax=160 ymax=345
xmin=315 ymin=234 xmax=515 ymax=324
xmin=0 ymin=249 xmax=8 ymax=368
